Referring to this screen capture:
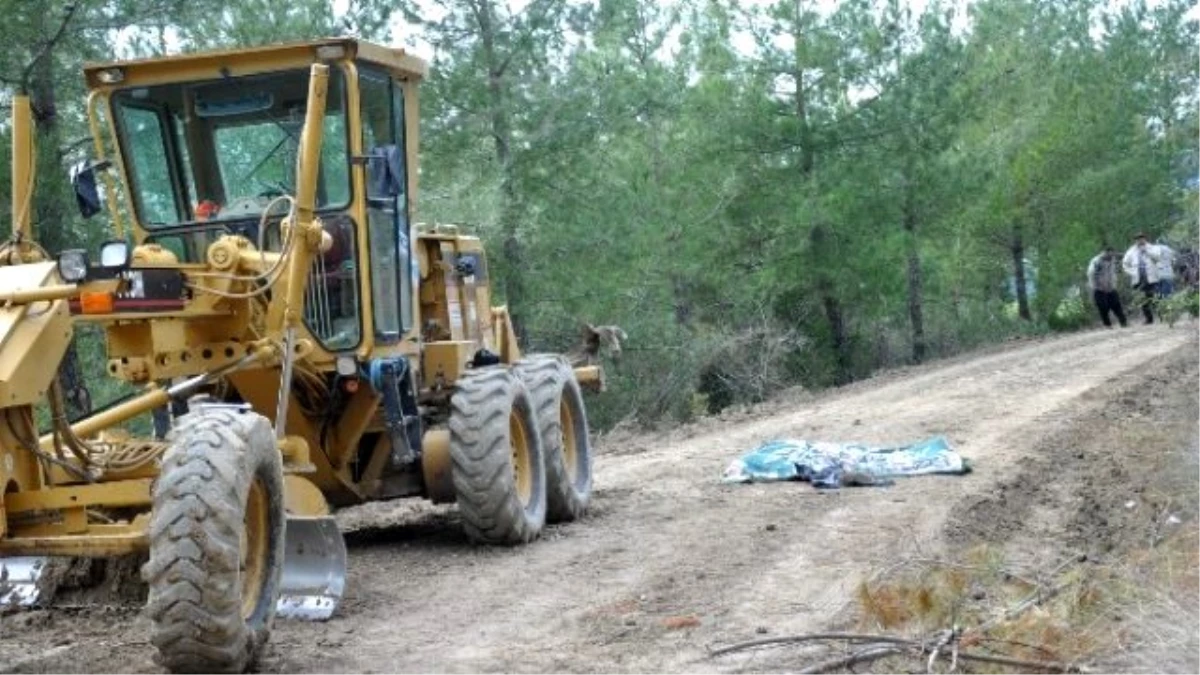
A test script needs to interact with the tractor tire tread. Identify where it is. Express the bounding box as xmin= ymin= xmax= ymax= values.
xmin=143 ymin=407 xmax=284 ymax=674
xmin=513 ymin=354 xmax=593 ymax=522
xmin=449 ymin=368 xmax=546 ymax=545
